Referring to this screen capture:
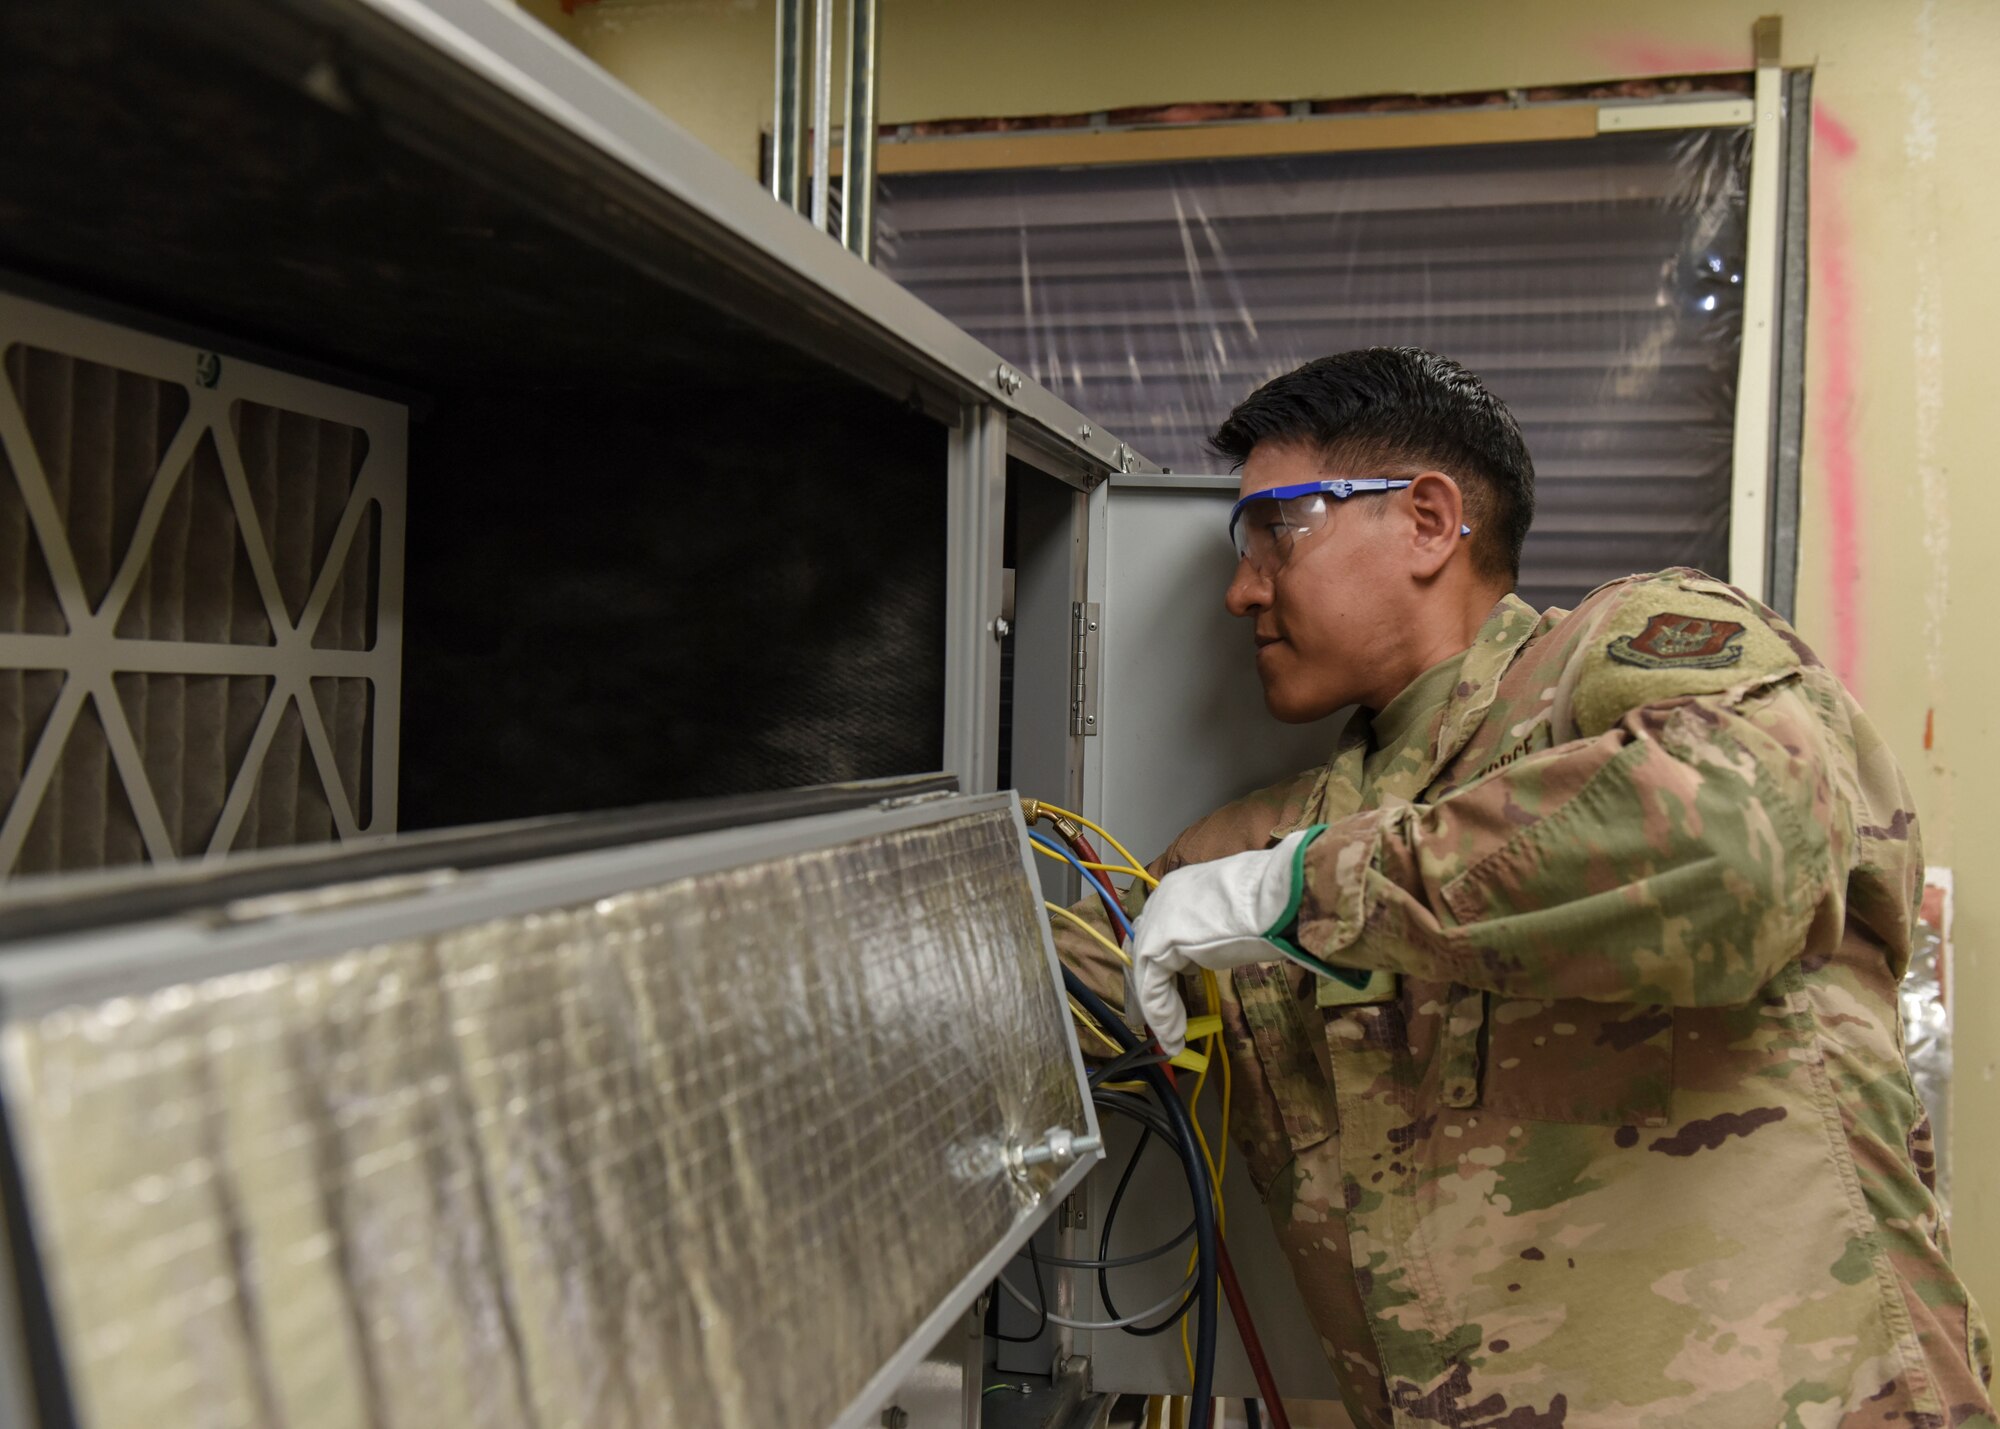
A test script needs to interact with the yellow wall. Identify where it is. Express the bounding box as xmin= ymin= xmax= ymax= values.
xmin=551 ymin=0 xmax=2000 ymax=1315
xmin=562 ymin=1 xmax=784 ymax=176
xmin=514 ymin=0 xmax=578 ymax=42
